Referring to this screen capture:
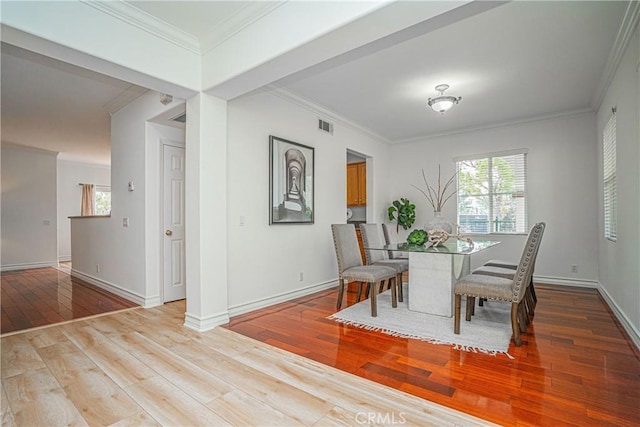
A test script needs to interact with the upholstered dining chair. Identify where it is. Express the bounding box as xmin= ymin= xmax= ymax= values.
xmin=381 ymin=223 xmax=408 ymax=260
xmin=453 ymin=222 xmax=544 ymax=346
xmin=472 ymin=222 xmax=546 ymax=318
xmin=331 ymin=224 xmax=397 ymax=317
xmin=360 ymin=224 xmax=409 ymax=302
